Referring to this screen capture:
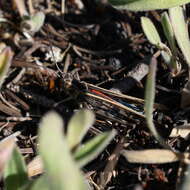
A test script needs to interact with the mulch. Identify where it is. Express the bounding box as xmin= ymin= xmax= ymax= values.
xmin=0 ymin=0 xmax=190 ymax=189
